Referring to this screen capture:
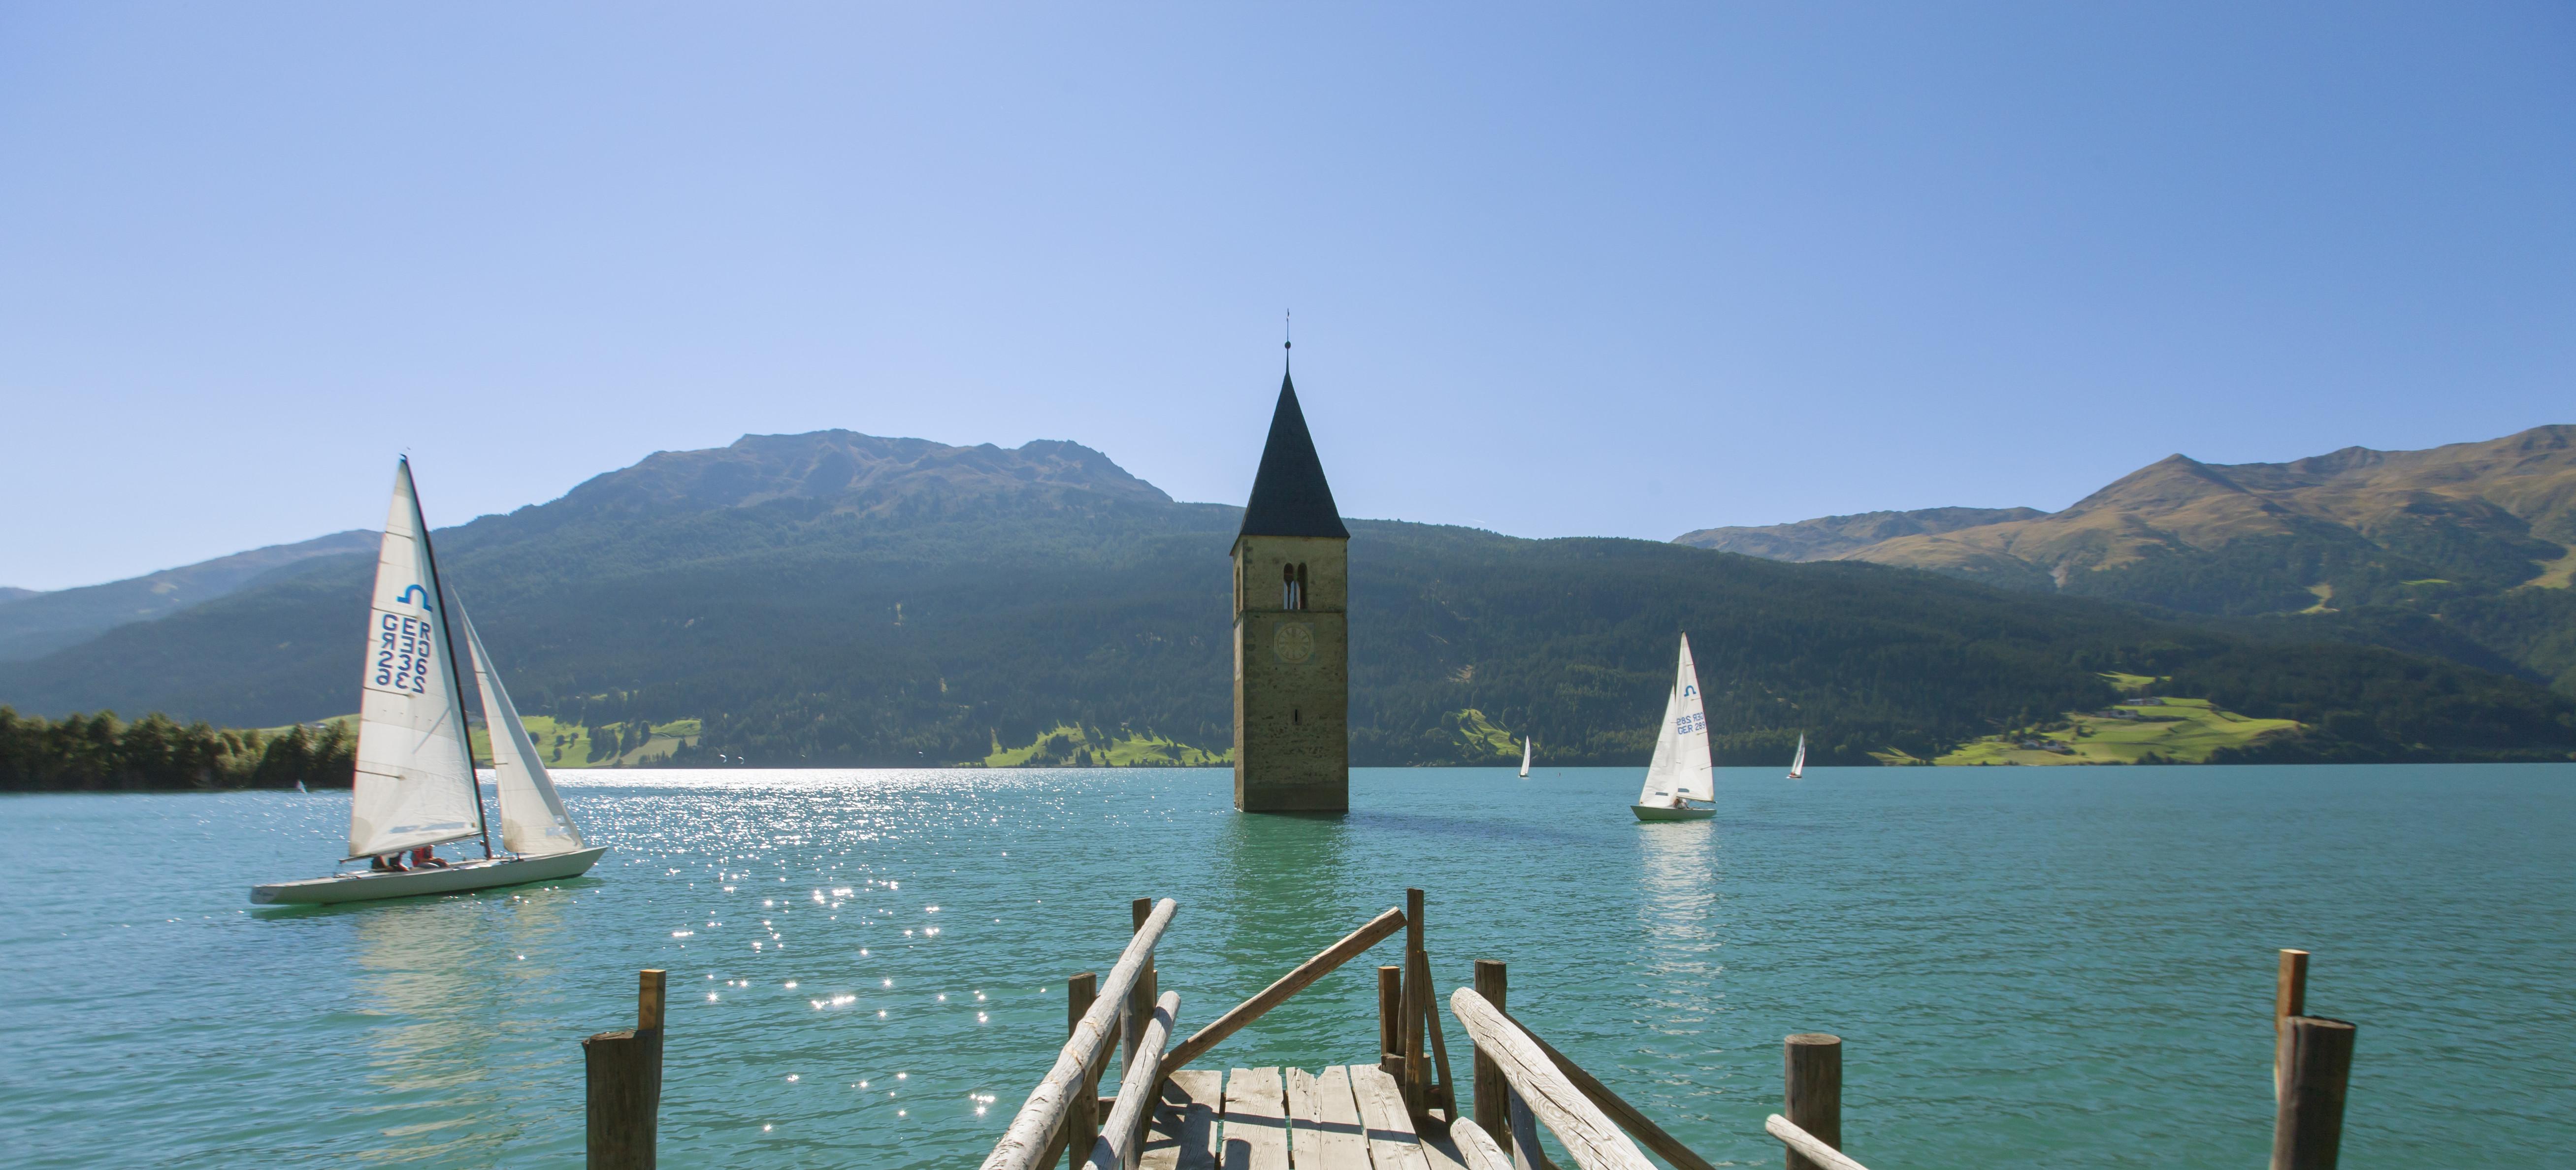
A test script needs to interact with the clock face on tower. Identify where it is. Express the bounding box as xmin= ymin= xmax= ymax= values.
xmin=1273 ymin=621 xmax=1315 ymax=664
